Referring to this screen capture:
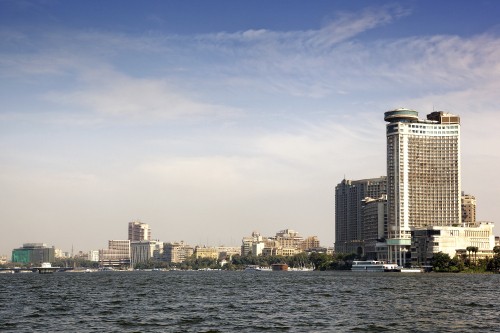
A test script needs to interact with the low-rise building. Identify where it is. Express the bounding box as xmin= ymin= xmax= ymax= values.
xmin=131 ymin=240 xmax=159 ymax=267
xmin=194 ymin=246 xmax=218 ymax=260
xmin=411 ymin=222 xmax=495 ymax=266
xmin=163 ymin=241 xmax=194 ymax=263
xmin=242 ymin=229 xmax=321 ymax=257
xmin=215 ymin=246 xmax=241 ymax=260
xmin=11 ymin=243 xmax=55 ymax=265
xmin=99 ymin=240 xmax=131 ymax=268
